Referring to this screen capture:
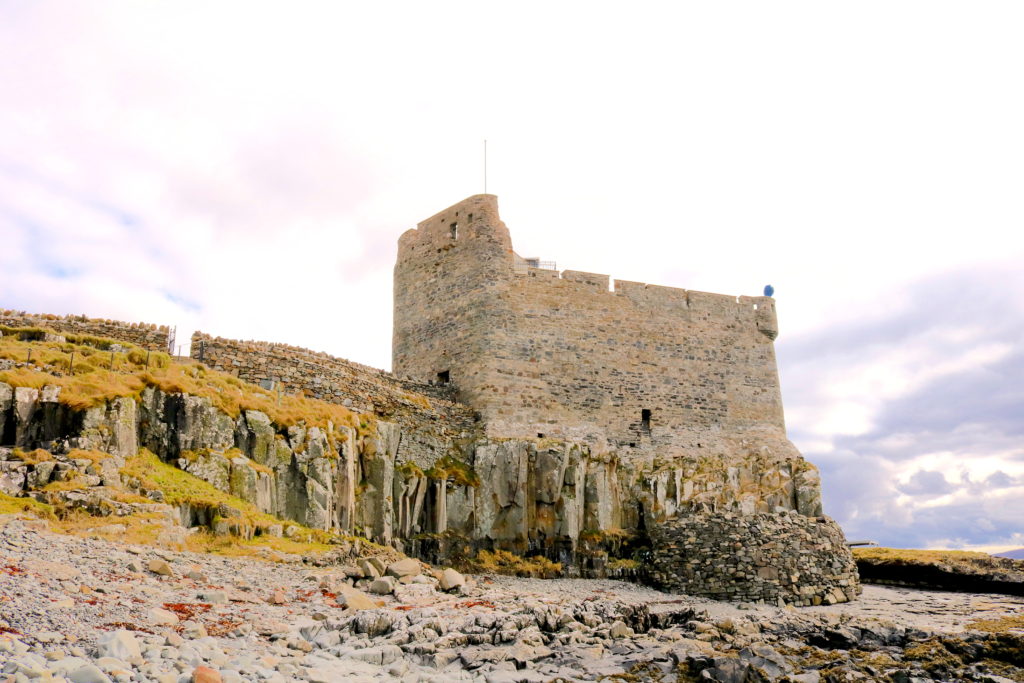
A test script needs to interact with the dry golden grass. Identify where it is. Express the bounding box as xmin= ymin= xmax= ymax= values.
xmin=9 ymin=448 xmax=53 ymax=465
xmin=425 ymin=455 xmax=480 ymax=487
xmin=41 ymin=478 xmax=88 ymax=493
xmin=967 ymin=614 xmax=1024 ymax=634
xmin=853 ymin=547 xmax=993 ymax=563
xmin=186 ymin=530 xmax=334 ymax=559
xmin=66 ymin=448 xmax=110 ymax=464
xmin=0 ymin=335 xmax=360 ymax=431
xmin=462 ymin=549 xmax=562 ymax=578
xmin=53 ymin=509 xmax=168 ymax=545
xmin=0 ymin=492 xmax=55 ymax=518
